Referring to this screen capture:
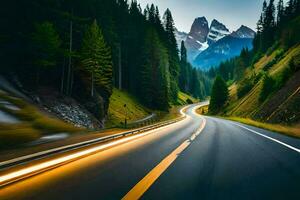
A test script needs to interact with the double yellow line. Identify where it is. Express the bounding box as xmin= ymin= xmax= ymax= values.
xmin=122 ymin=117 xmax=207 ymax=200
